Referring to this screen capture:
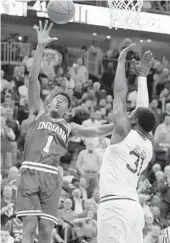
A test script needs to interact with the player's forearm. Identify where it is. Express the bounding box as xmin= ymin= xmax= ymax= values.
xmin=28 ymin=44 xmax=44 ymax=112
xmin=136 ymin=77 xmax=149 ymax=108
xmin=29 ymin=44 xmax=45 ymax=83
xmin=97 ymin=123 xmax=114 ymax=137
xmin=114 ymin=59 xmax=128 ymax=98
